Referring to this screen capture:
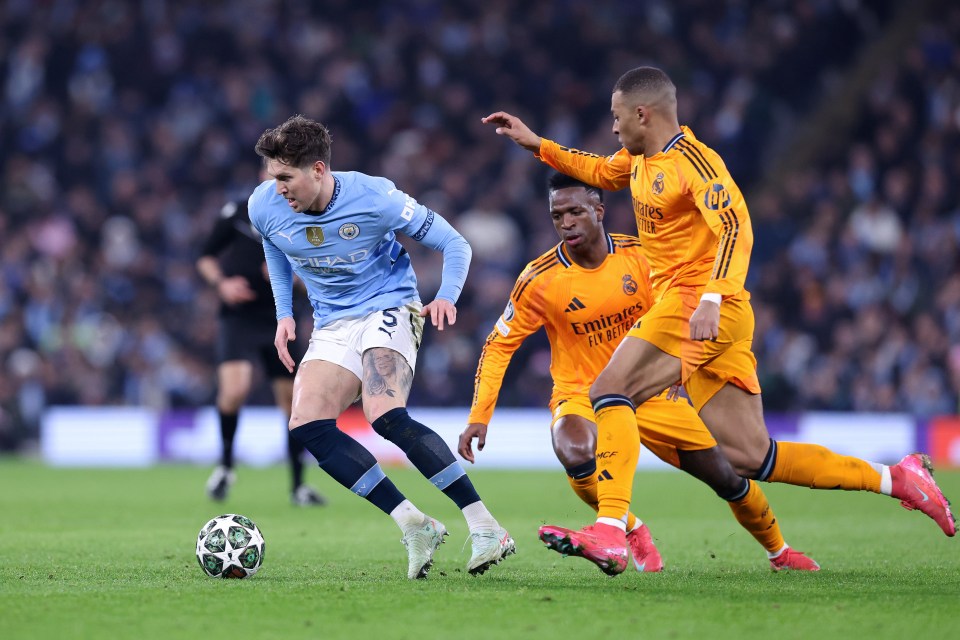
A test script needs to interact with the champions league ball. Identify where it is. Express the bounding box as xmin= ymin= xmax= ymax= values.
xmin=196 ymin=514 xmax=265 ymax=578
